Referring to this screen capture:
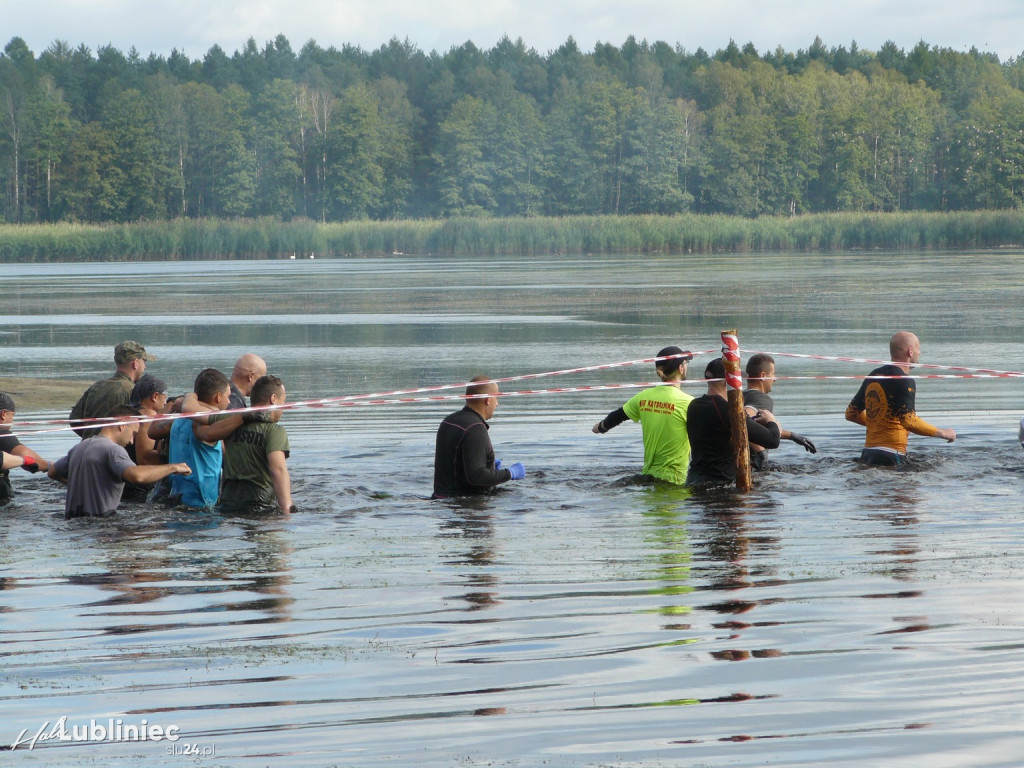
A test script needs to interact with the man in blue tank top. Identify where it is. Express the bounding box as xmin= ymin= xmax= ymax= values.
xmin=168 ymin=368 xmax=233 ymax=508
